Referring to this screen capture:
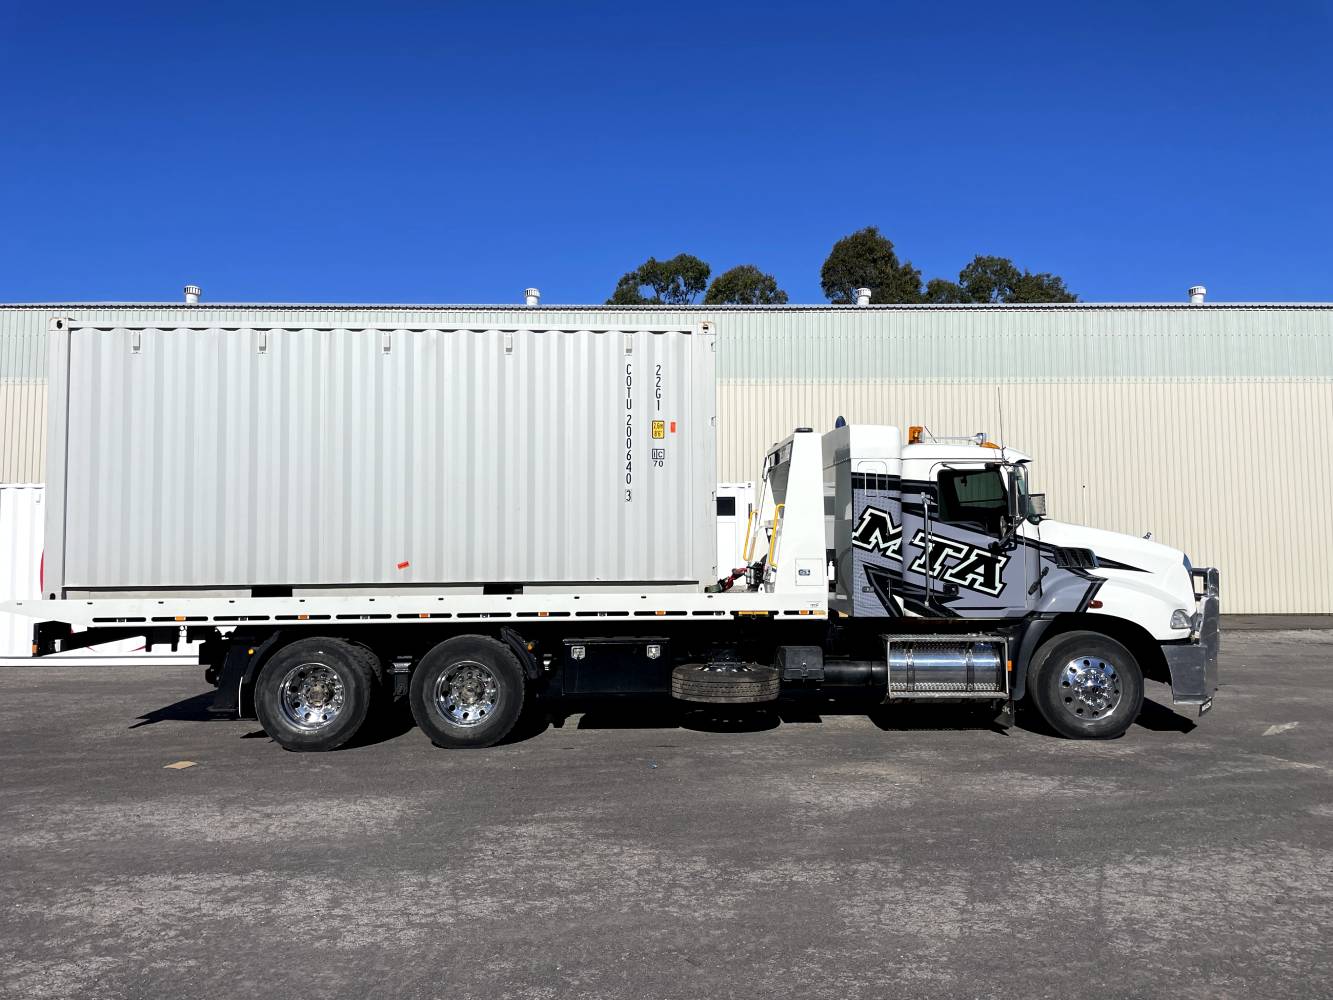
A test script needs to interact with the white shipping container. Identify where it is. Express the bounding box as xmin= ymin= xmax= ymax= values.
xmin=44 ymin=322 xmax=718 ymax=597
